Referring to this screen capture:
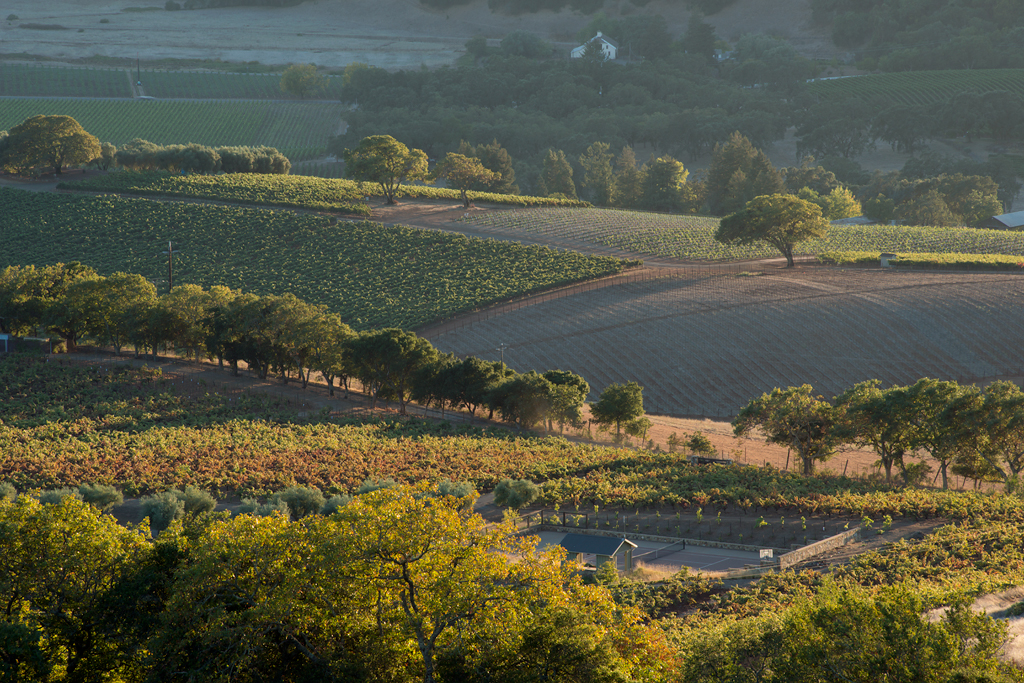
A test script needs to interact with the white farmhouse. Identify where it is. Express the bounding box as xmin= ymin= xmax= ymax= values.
xmin=570 ymin=31 xmax=618 ymax=61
